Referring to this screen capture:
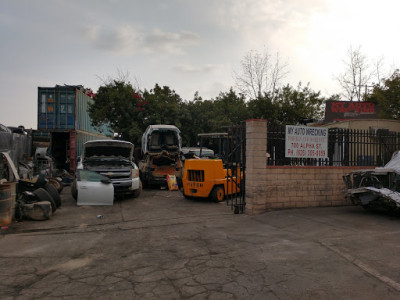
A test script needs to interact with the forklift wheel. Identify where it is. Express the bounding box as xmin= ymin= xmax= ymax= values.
xmin=211 ymin=186 xmax=224 ymax=203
